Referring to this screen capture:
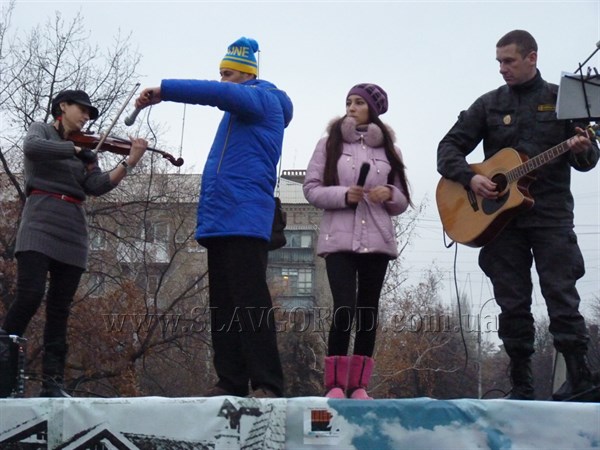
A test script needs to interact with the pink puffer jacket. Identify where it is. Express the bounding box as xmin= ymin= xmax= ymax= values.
xmin=303 ymin=117 xmax=409 ymax=259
